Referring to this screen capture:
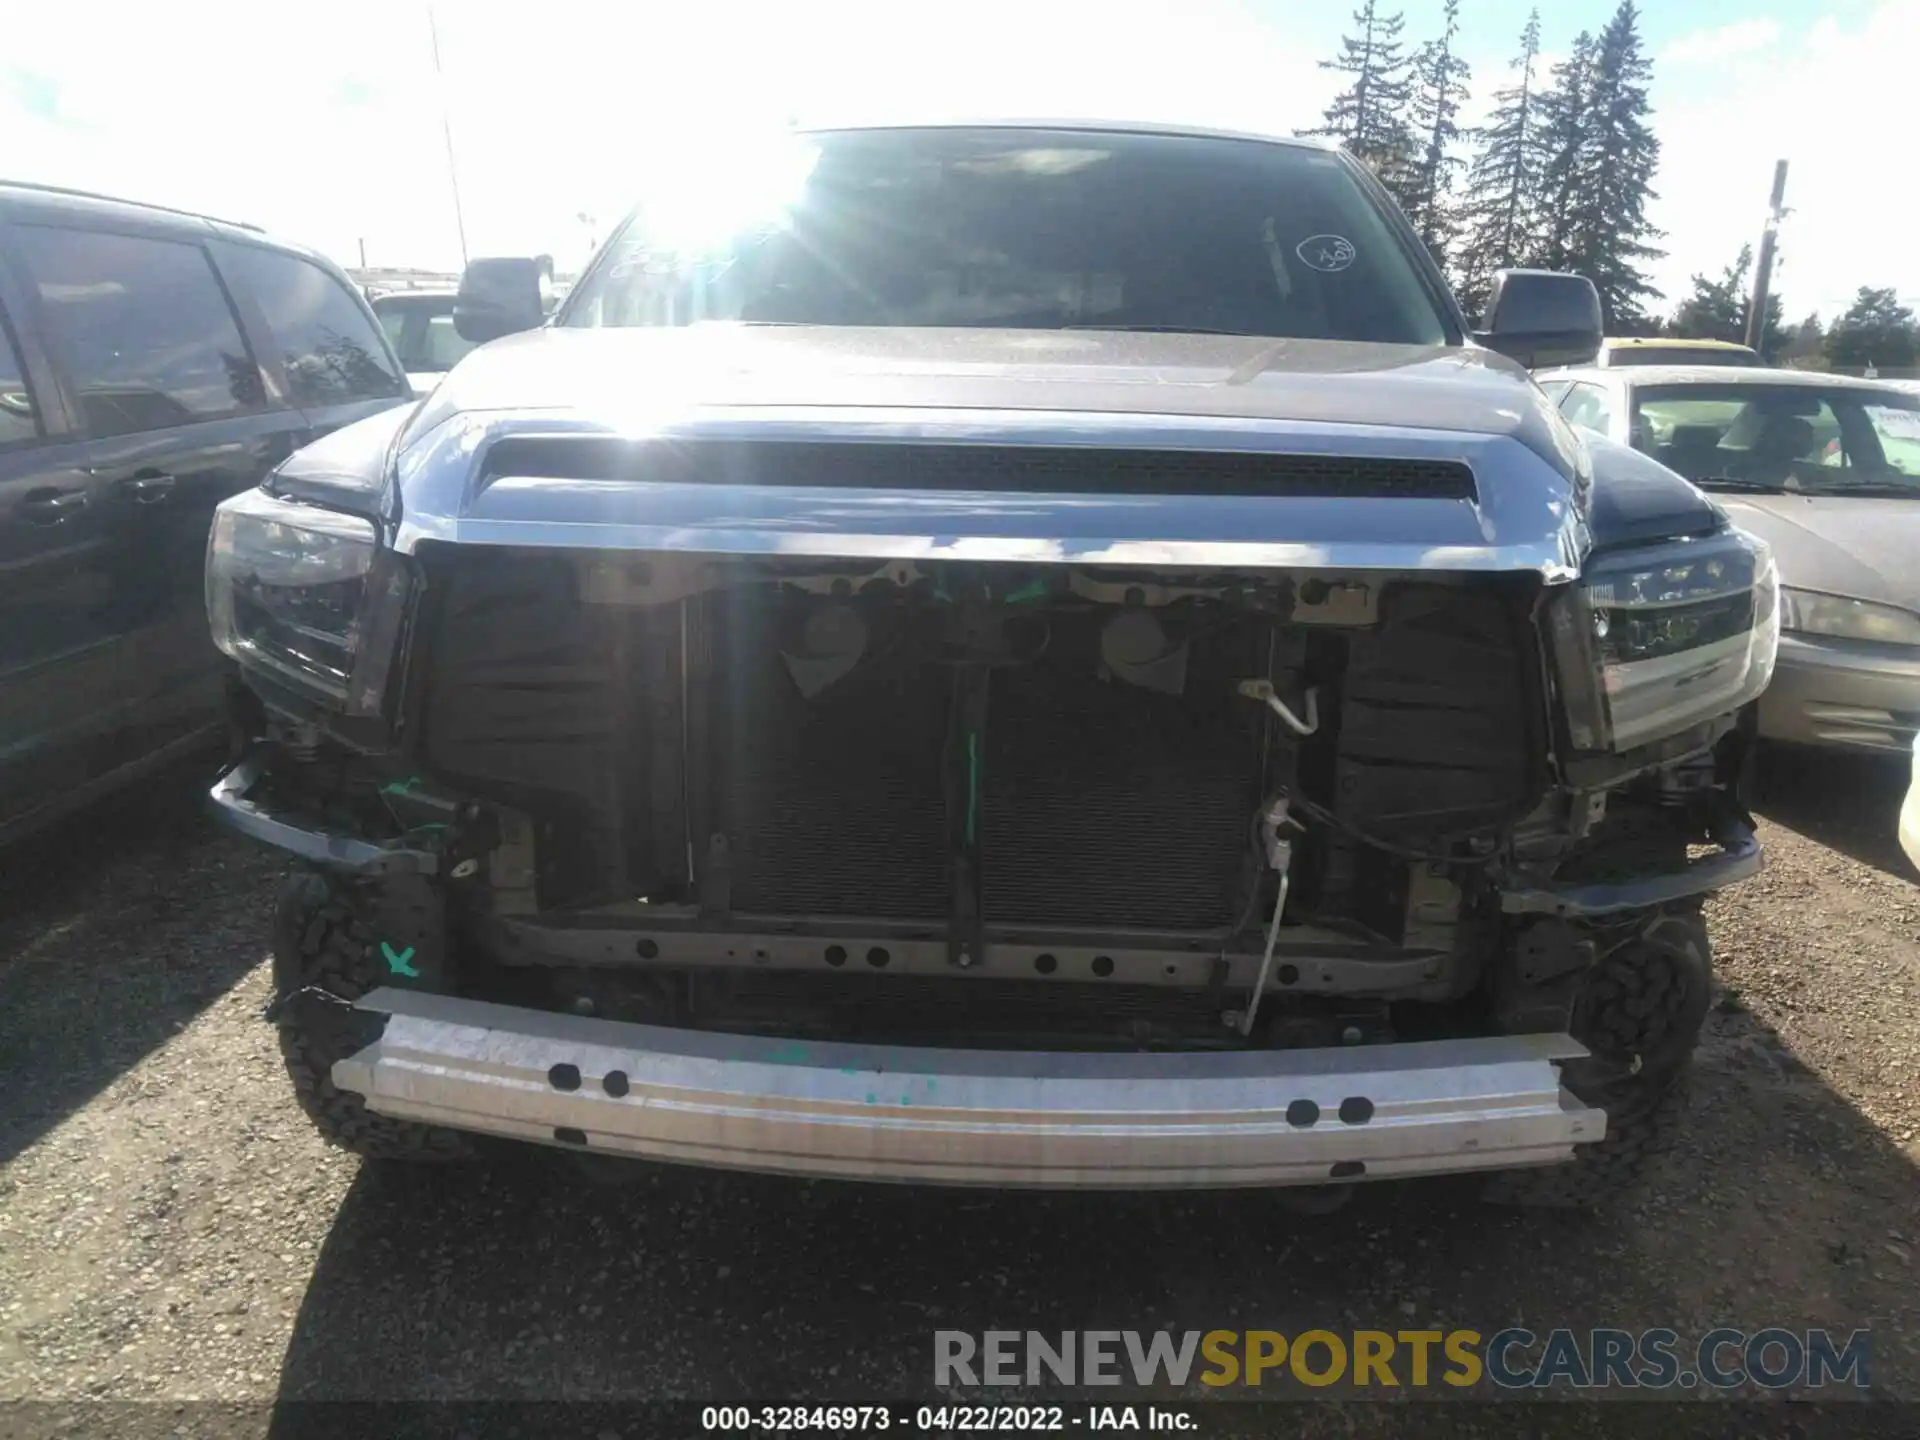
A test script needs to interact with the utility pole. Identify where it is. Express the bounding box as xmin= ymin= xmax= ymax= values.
xmin=358 ymin=237 xmax=368 ymax=270
xmin=426 ymin=3 xmax=470 ymax=268
xmin=1744 ymin=159 xmax=1788 ymax=354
